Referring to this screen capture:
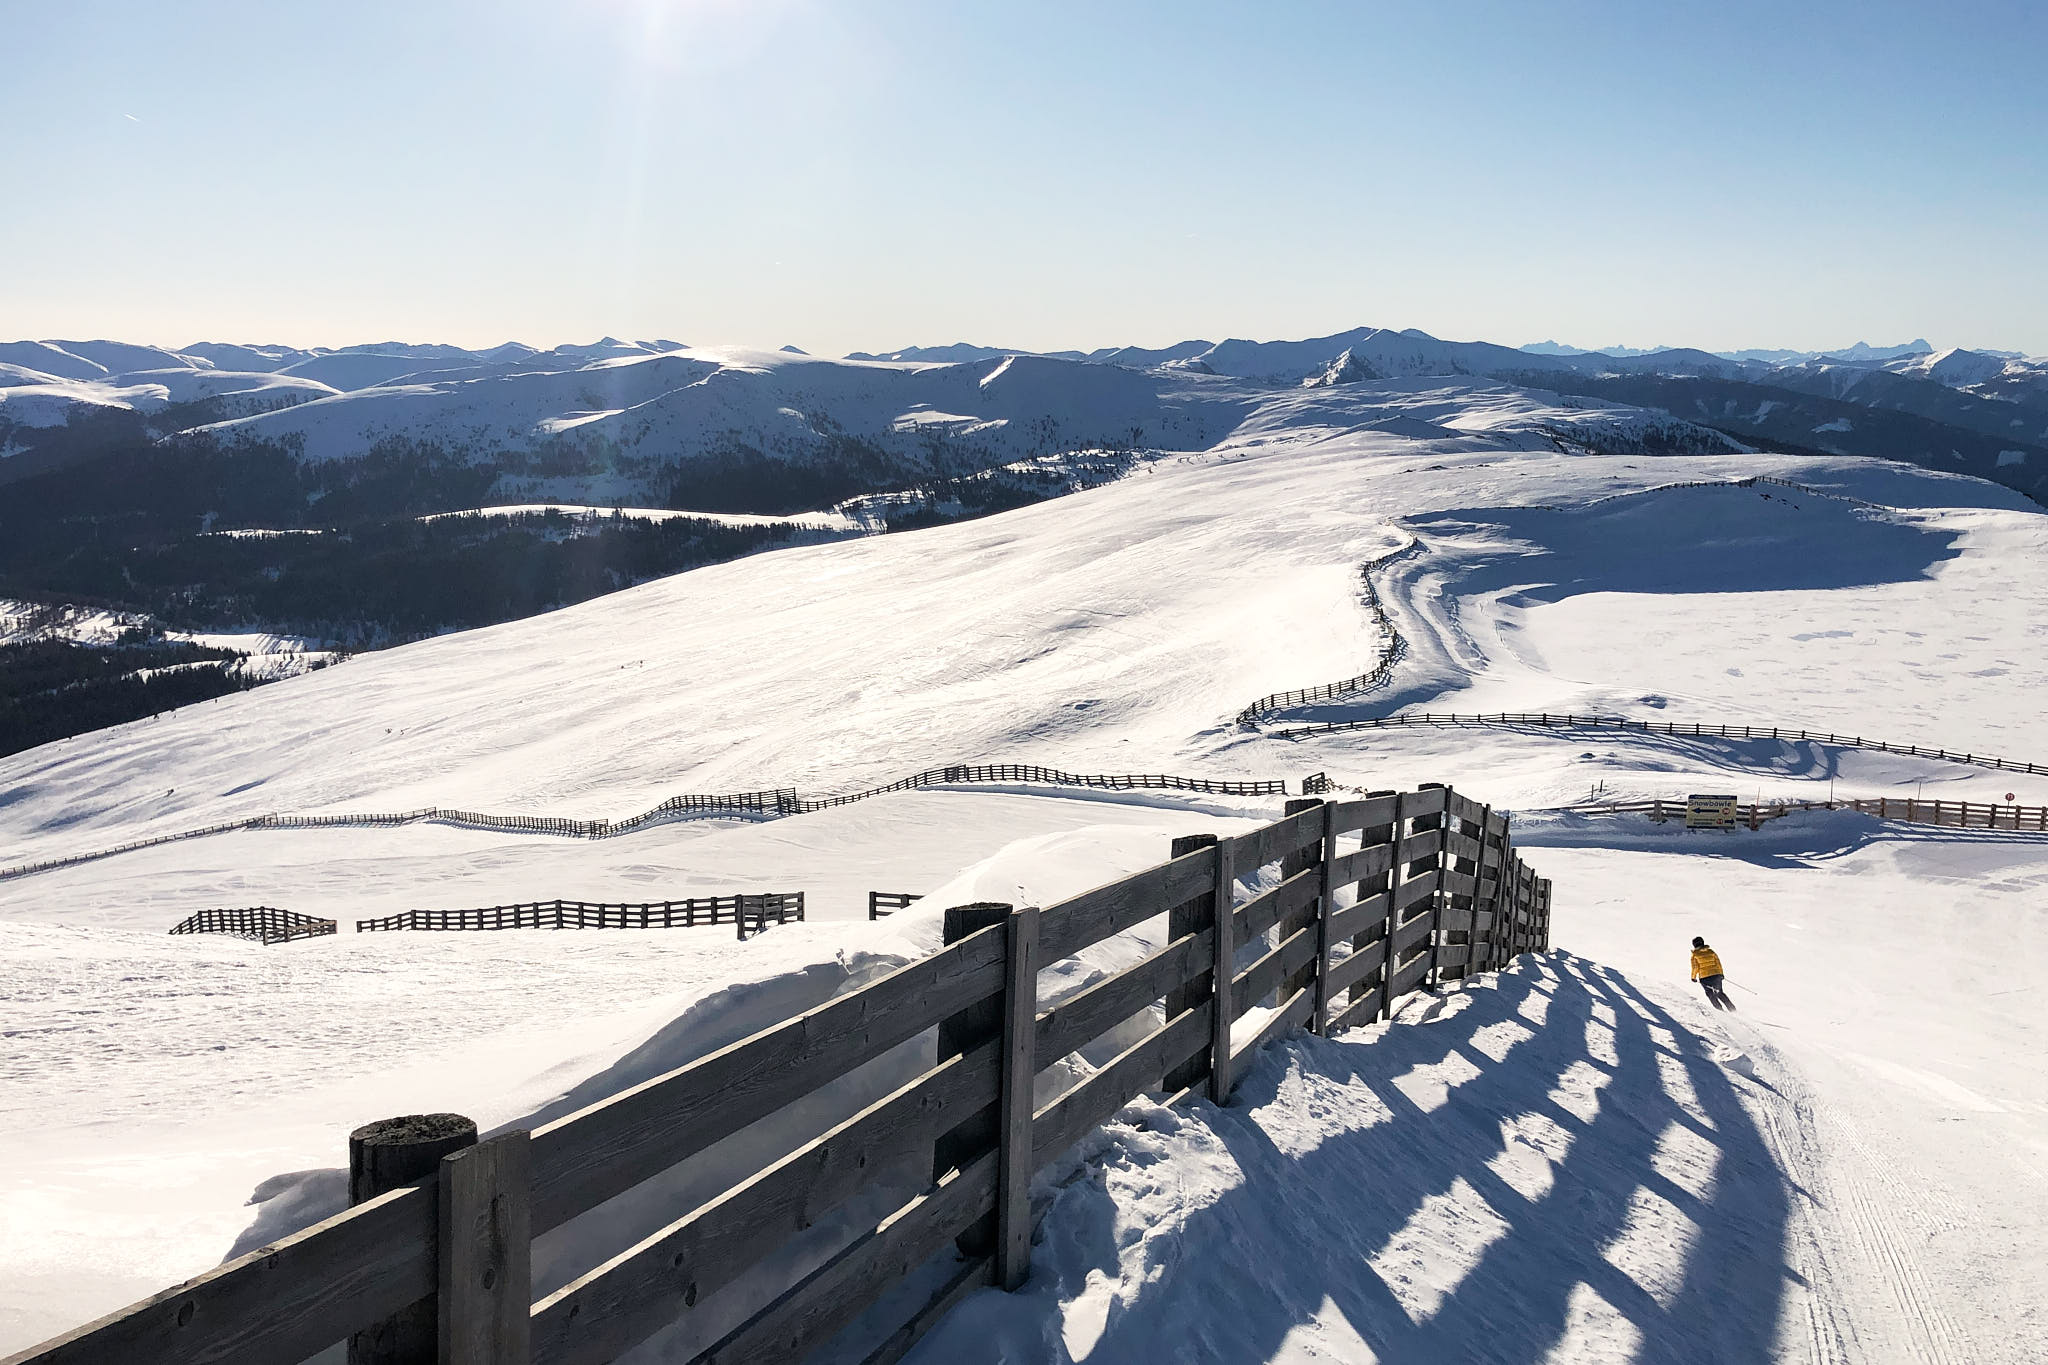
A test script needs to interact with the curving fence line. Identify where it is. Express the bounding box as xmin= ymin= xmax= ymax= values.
xmin=1236 ymin=536 xmax=1420 ymax=728
xmin=1271 ymin=711 xmax=2047 ymax=778
xmin=0 ymin=764 xmax=1289 ymax=884
xmin=1238 ymin=475 xmax=1897 ymax=734
xmin=168 ymin=905 xmax=337 ymax=945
